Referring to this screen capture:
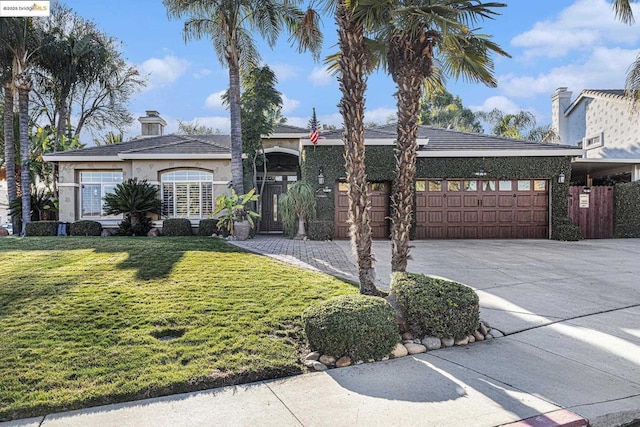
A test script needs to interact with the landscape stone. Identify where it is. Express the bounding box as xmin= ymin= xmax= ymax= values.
xmin=485 ymin=334 xmax=493 ymax=339
xmin=148 ymin=227 xmax=161 ymax=237
xmin=455 ymin=336 xmax=469 ymax=346
xmin=319 ymin=355 xmax=336 ymax=365
xmin=100 ymin=229 xmax=112 ymax=237
xmin=0 ymin=227 xmax=9 ymax=237
xmin=402 ymin=340 xmax=414 ymax=345
xmin=442 ymin=337 xmax=455 ymax=347
xmin=481 ymin=320 xmax=491 ymax=330
xmin=304 ymin=351 xmax=320 ymax=361
xmin=479 ymin=322 xmax=489 ymax=336
xmin=468 ymin=334 xmax=475 ymax=343
xmin=304 ymin=360 xmax=316 ymax=368
xmin=401 ymin=332 xmax=414 ymax=341
xmin=473 ymin=330 xmax=485 ymax=342
xmin=490 ymin=329 xmax=505 ymax=338
xmin=421 ymin=336 xmax=442 ymax=350
xmin=312 ymin=361 xmax=328 ymax=371
xmin=404 ymin=343 xmax=427 ymax=355
xmin=391 ymin=343 xmax=408 ymax=358
xmin=335 ymin=356 xmax=351 ymax=368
